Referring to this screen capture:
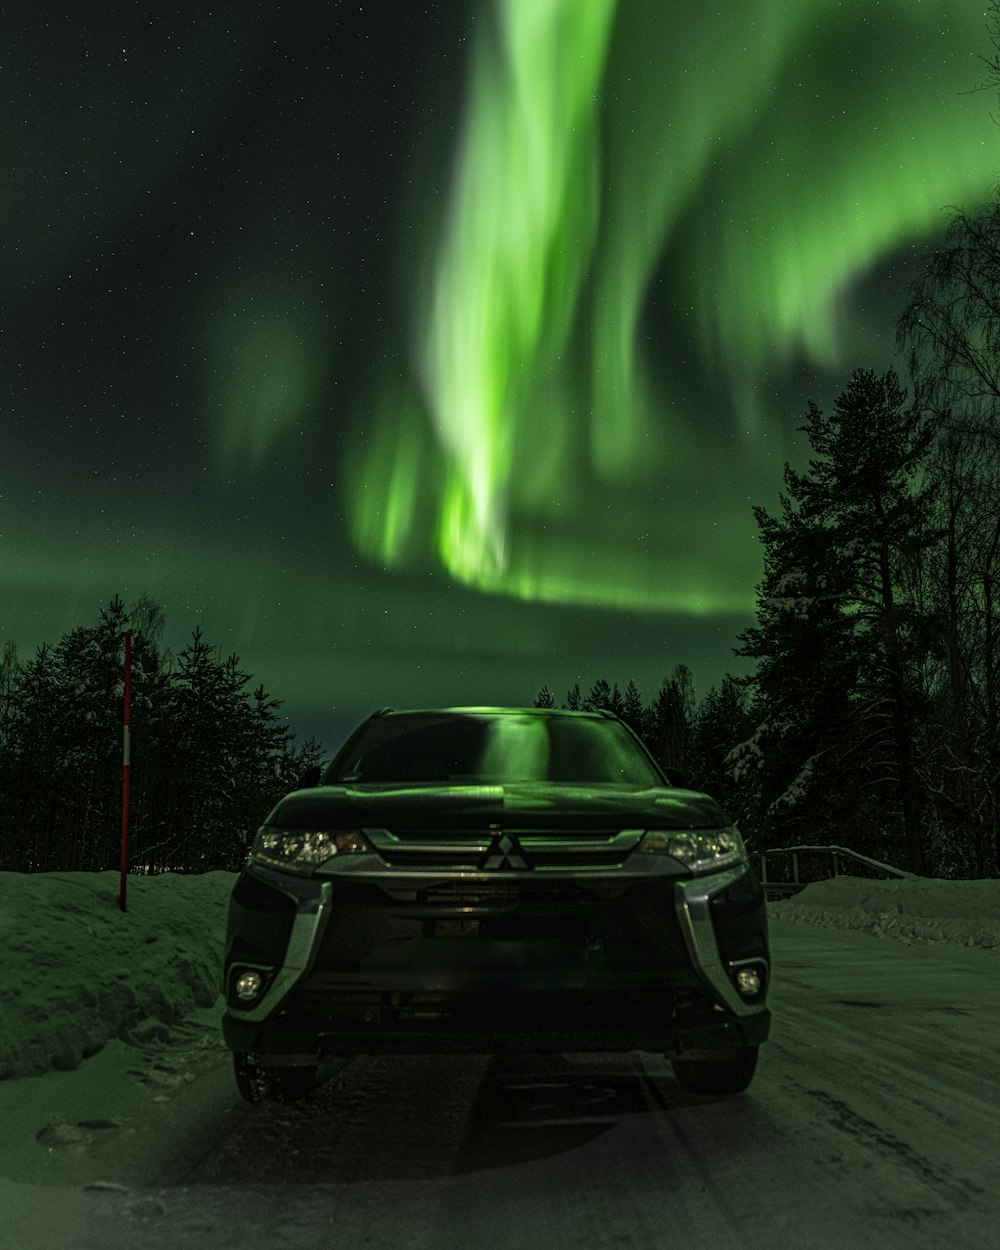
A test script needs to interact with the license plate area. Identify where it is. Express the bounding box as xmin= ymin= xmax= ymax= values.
xmin=429 ymin=916 xmax=587 ymax=940
xmin=433 ymin=919 xmax=481 ymax=938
